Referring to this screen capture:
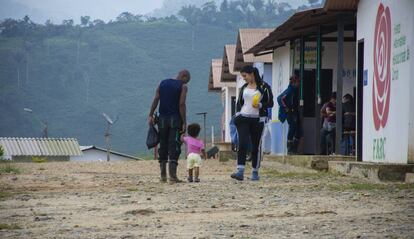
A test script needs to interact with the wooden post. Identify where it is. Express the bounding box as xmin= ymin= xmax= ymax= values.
xmin=336 ymin=16 xmax=344 ymax=154
xmin=300 ymin=35 xmax=305 ymax=109
xmin=315 ymin=25 xmax=322 ymax=155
